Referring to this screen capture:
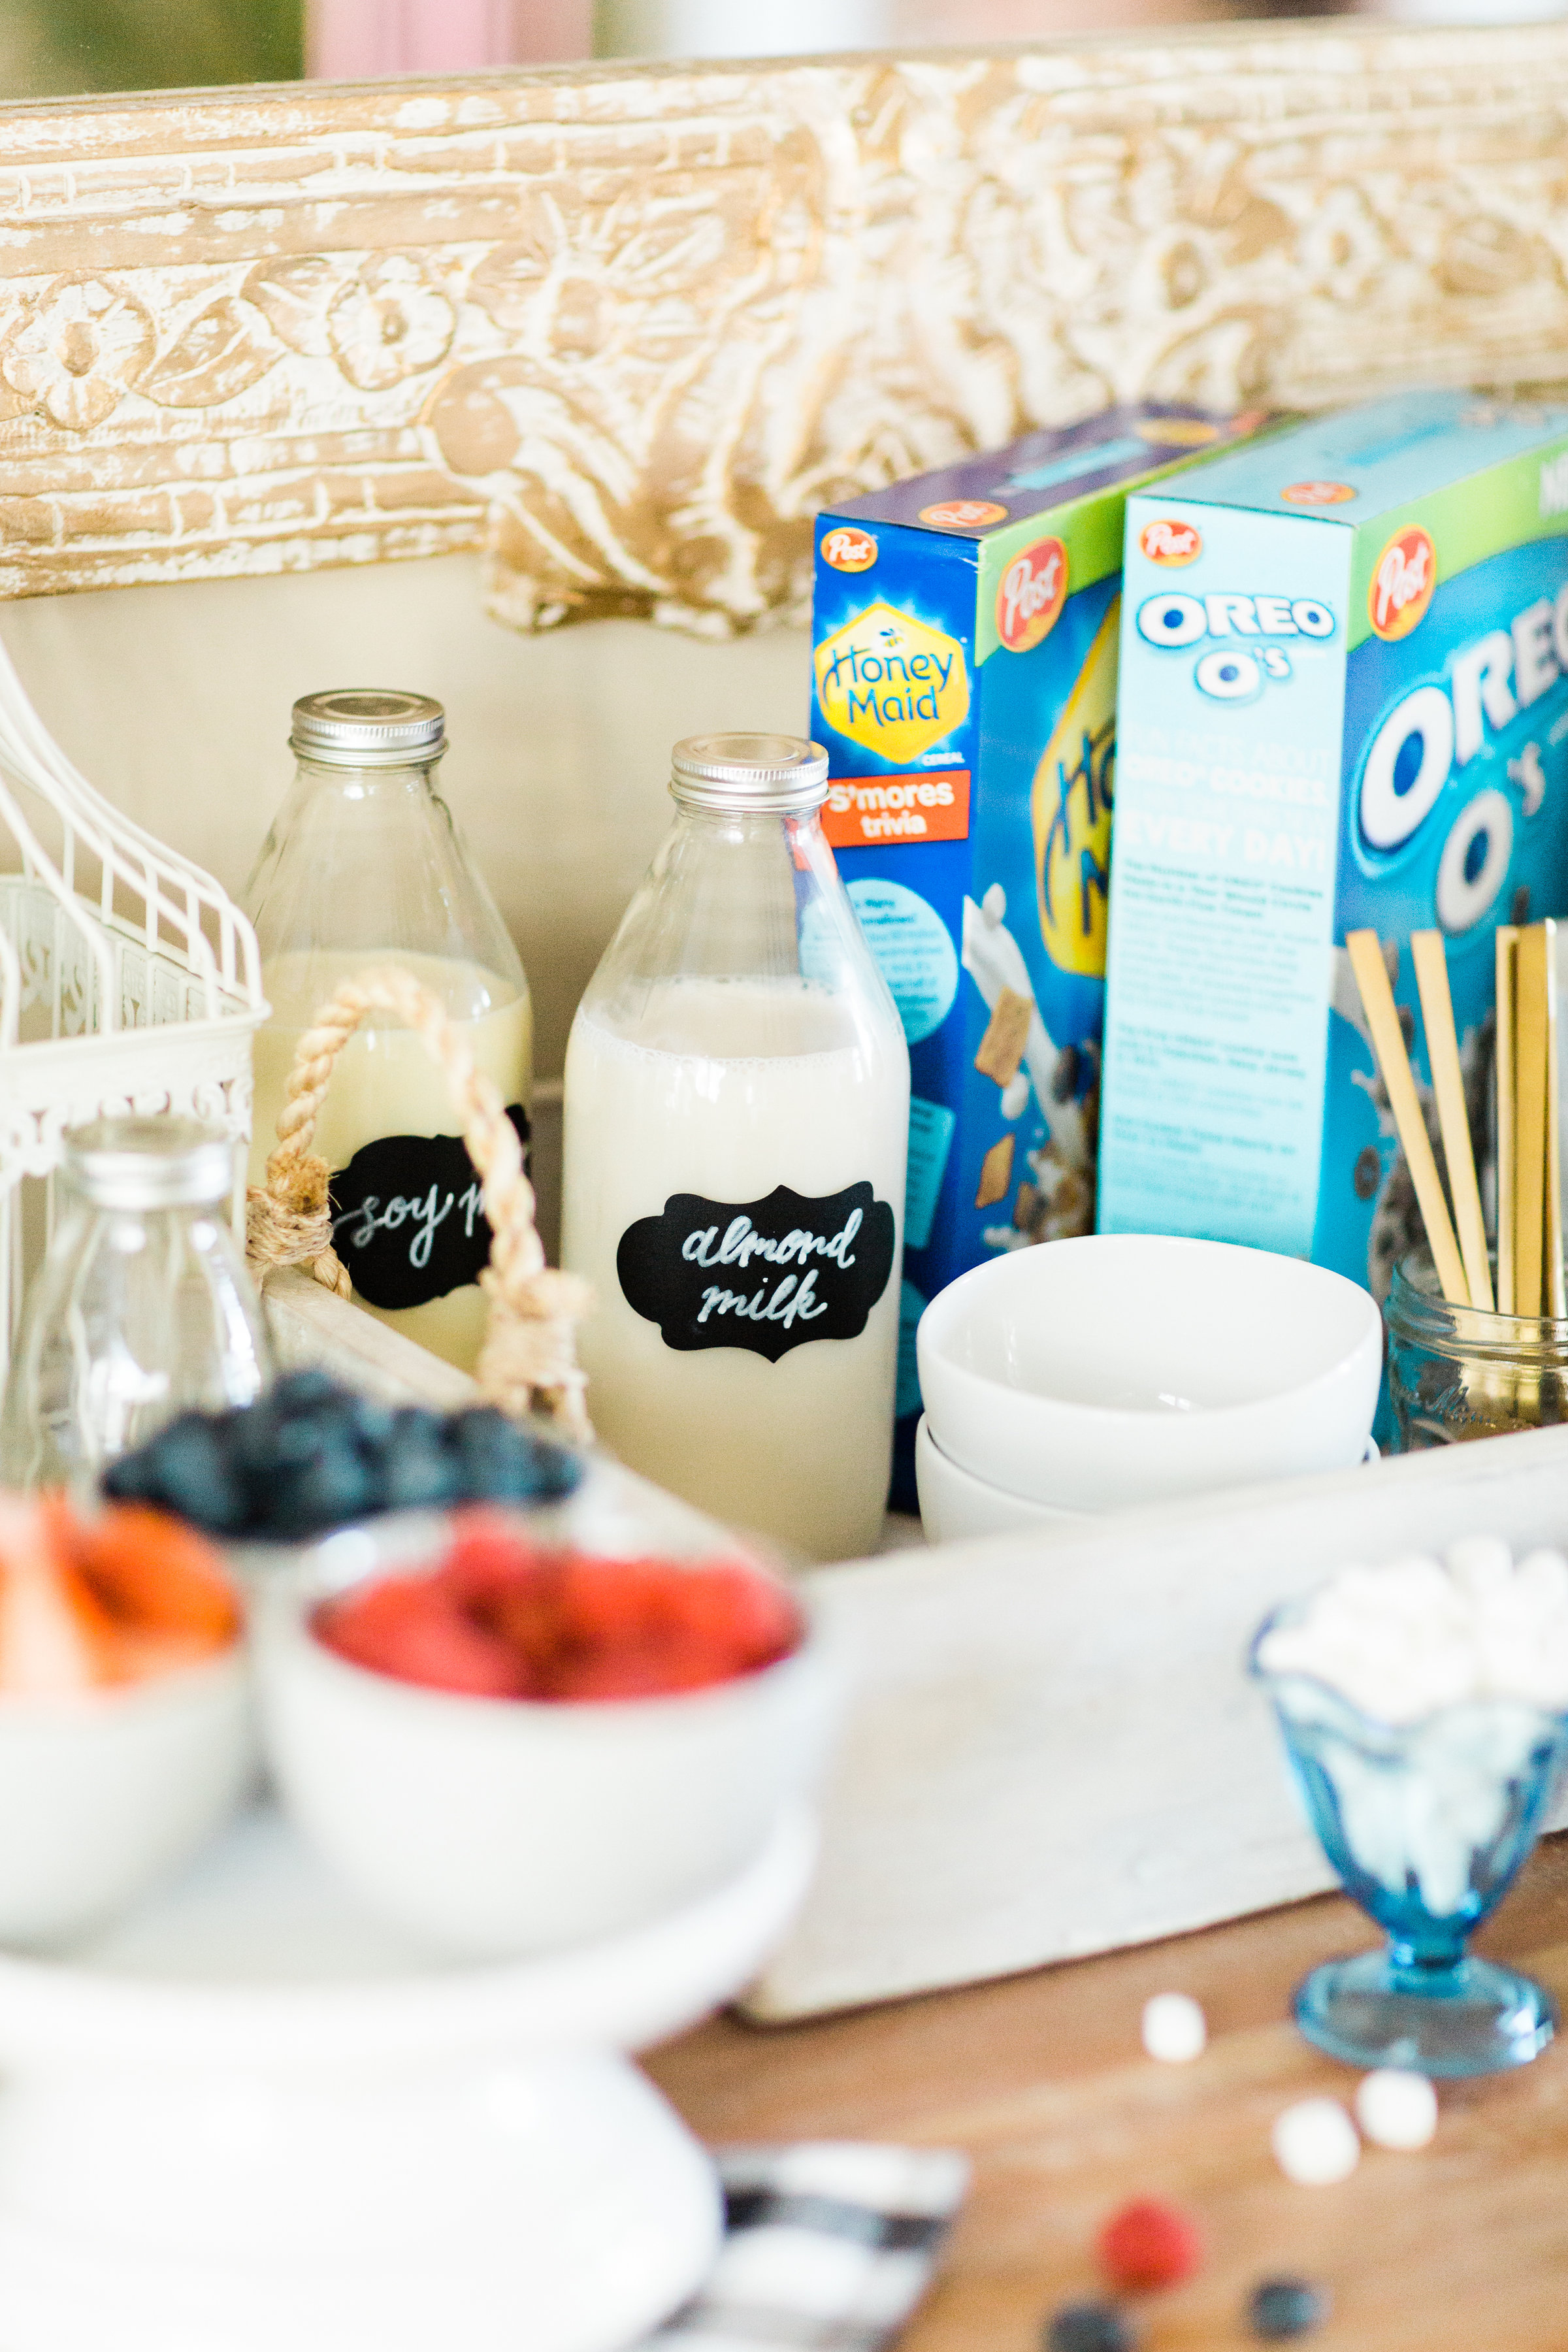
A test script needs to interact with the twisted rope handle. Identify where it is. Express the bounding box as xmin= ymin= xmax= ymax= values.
xmin=245 ymin=965 xmax=591 ymax=1441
